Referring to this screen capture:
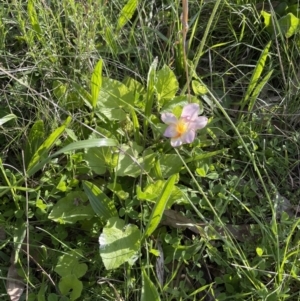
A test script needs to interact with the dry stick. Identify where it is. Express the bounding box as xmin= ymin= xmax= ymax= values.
xmin=21 ymin=151 xmax=29 ymax=300
xmin=181 ymin=0 xmax=191 ymax=102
